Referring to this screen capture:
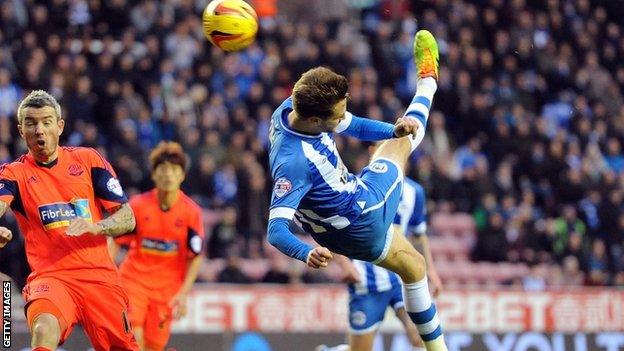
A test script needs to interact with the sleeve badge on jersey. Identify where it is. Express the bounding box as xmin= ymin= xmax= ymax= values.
xmin=190 ymin=235 xmax=203 ymax=254
xmin=273 ymin=177 xmax=292 ymax=198
xmin=106 ymin=177 xmax=124 ymax=197
xmin=370 ymin=162 xmax=388 ymax=173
